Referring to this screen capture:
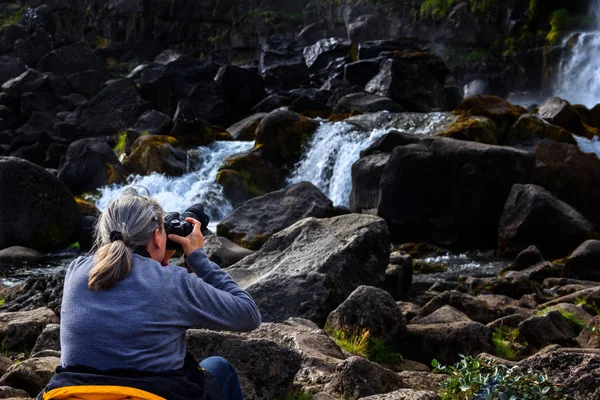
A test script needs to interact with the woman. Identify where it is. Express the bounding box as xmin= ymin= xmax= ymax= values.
xmin=39 ymin=188 xmax=261 ymax=400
